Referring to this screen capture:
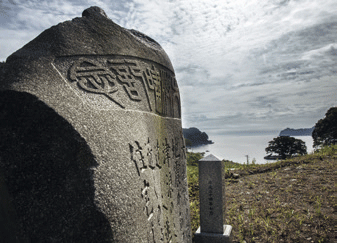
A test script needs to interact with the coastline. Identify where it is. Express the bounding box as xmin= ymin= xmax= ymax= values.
xmin=189 ymin=134 xmax=314 ymax=164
